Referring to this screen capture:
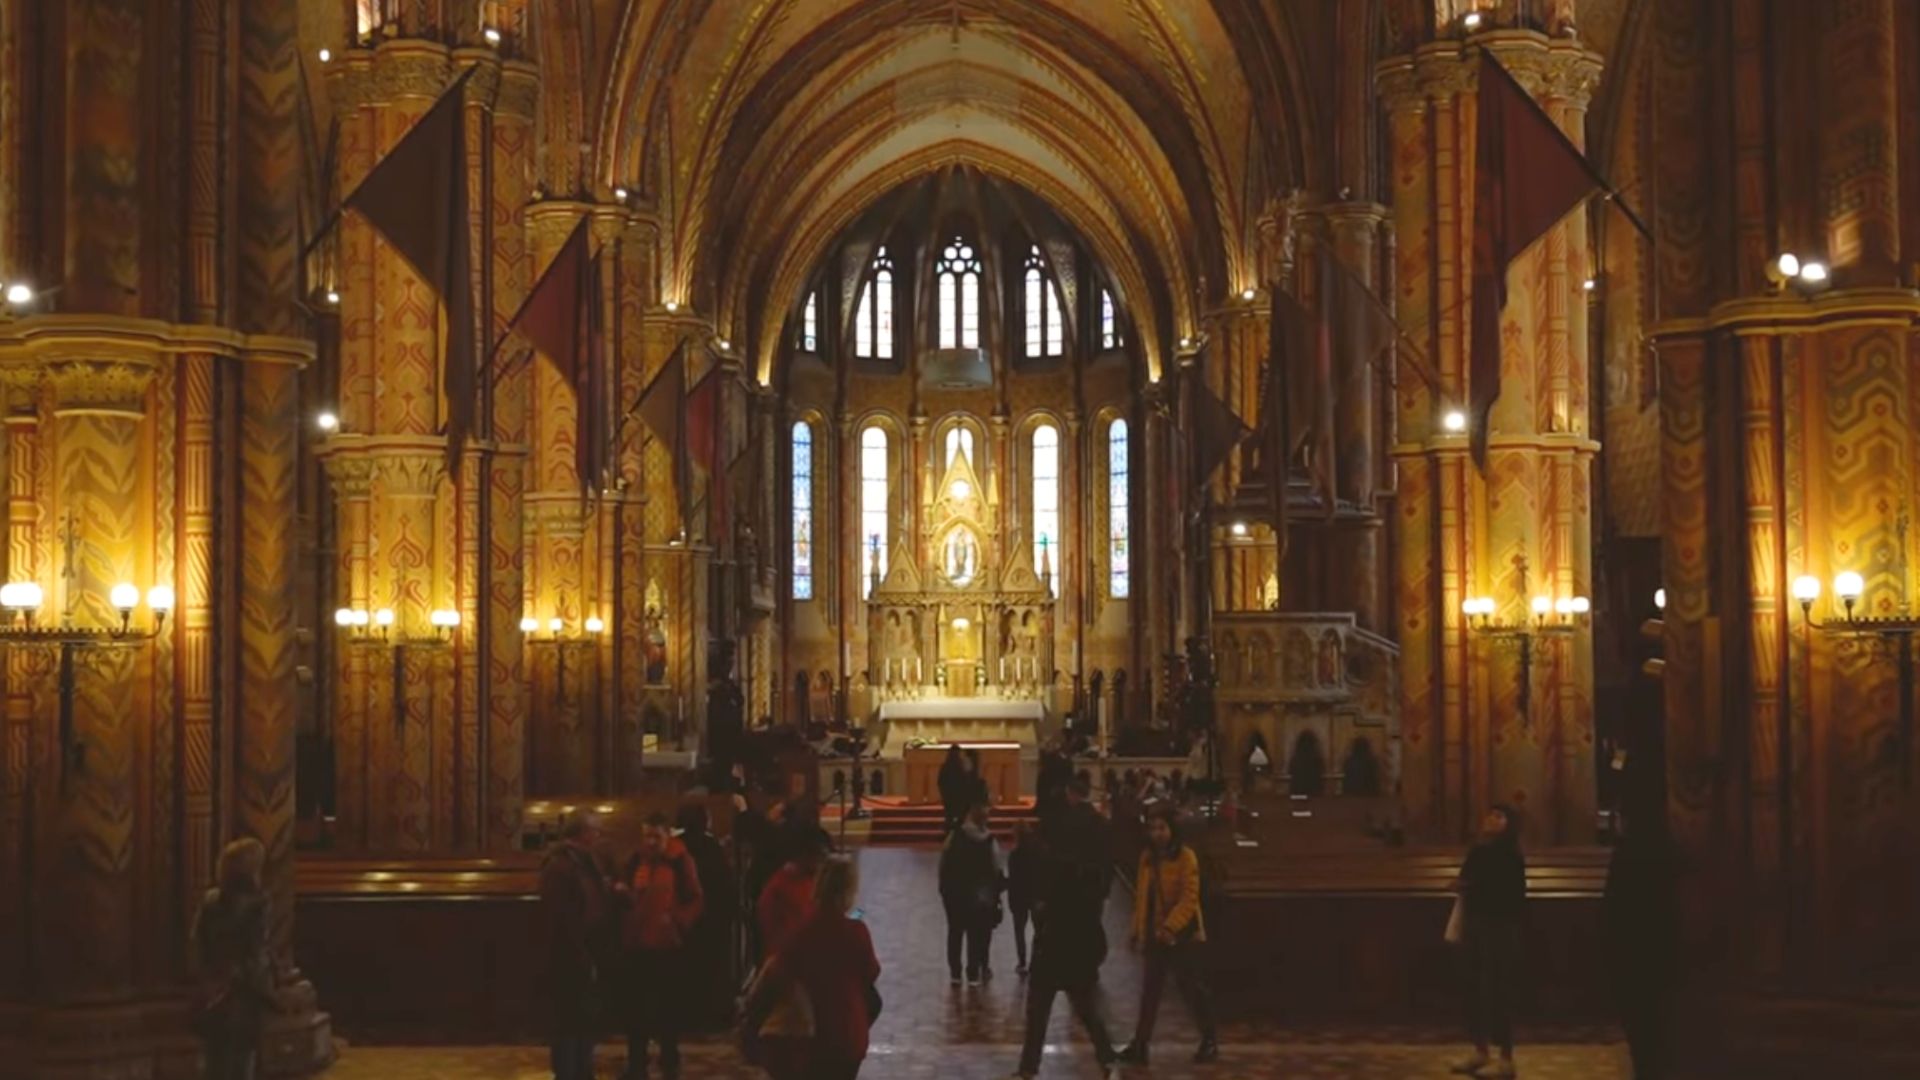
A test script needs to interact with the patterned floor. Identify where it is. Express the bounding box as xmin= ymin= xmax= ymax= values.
xmin=329 ymin=848 xmax=1627 ymax=1079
